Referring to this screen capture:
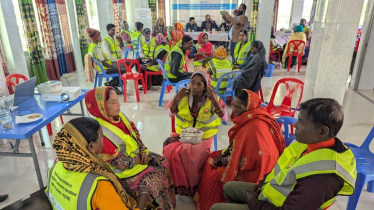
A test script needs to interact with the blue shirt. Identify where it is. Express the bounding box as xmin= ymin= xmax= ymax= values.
xmin=229 ymin=15 xmax=241 ymax=40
